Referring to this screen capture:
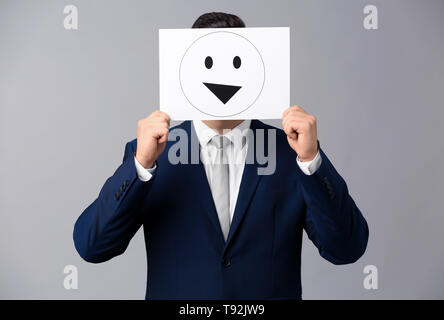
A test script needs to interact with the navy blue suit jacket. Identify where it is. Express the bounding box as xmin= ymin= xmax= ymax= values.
xmin=73 ymin=120 xmax=368 ymax=299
